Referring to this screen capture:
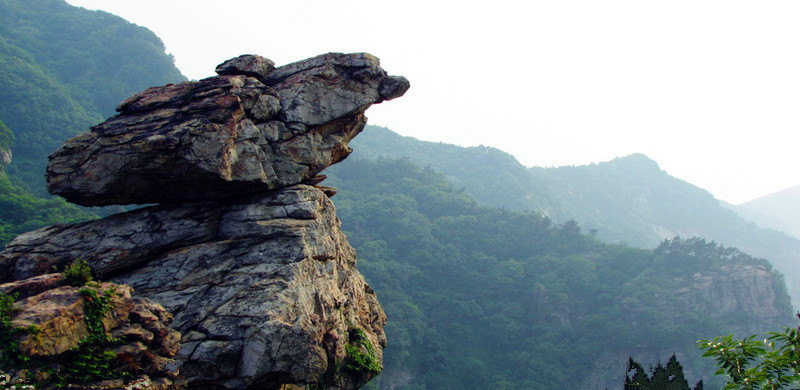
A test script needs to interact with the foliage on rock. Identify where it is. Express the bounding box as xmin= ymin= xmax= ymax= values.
xmin=0 ymin=280 xmax=181 ymax=389
xmin=63 ymin=259 xmax=92 ymax=287
xmin=344 ymin=327 xmax=382 ymax=377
